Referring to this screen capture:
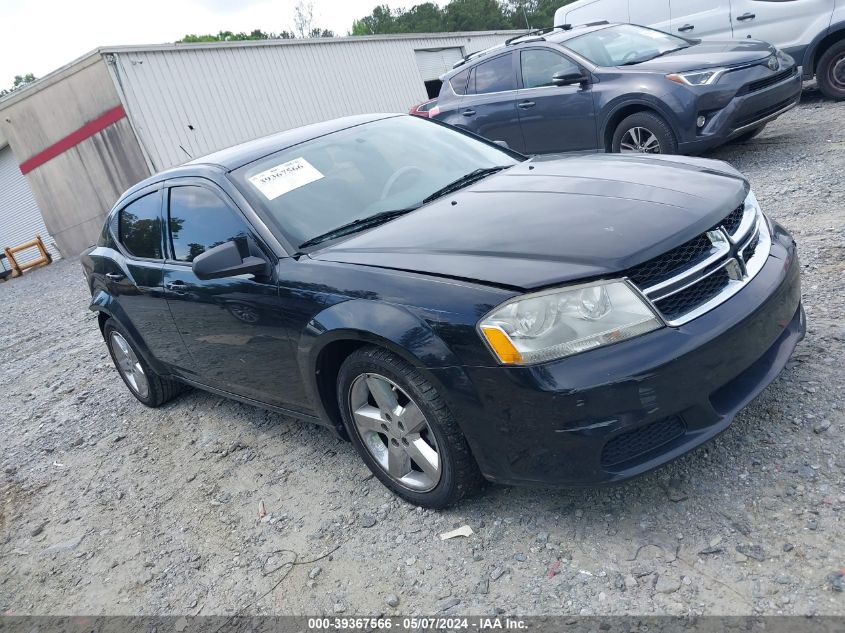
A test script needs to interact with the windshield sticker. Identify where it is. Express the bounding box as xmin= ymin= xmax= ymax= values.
xmin=248 ymin=158 xmax=324 ymax=200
